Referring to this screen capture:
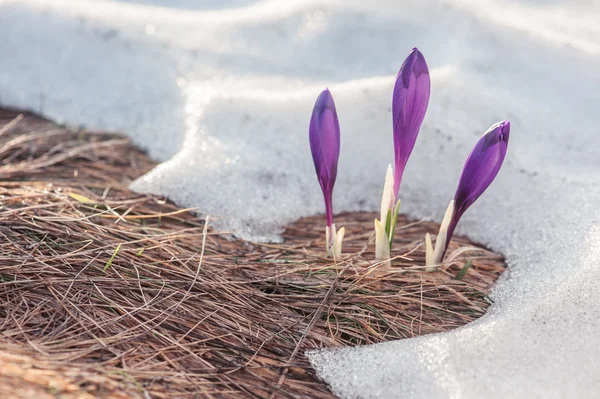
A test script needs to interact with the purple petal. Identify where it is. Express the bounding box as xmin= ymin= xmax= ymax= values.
xmin=392 ymin=47 xmax=431 ymax=195
xmin=309 ymin=88 xmax=340 ymax=226
xmin=446 ymin=120 xmax=510 ymax=246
